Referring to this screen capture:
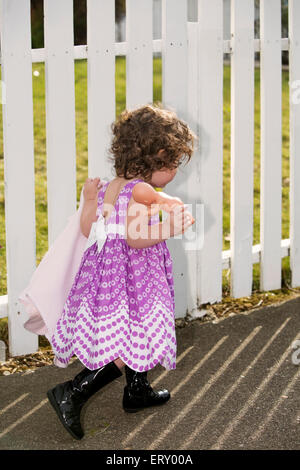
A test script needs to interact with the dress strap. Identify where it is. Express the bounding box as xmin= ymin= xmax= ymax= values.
xmin=96 ymin=180 xmax=110 ymax=218
xmin=95 ymin=178 xmax=144 ymax=237
xmin=116 ymin=178 xmax=144 ymax=227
